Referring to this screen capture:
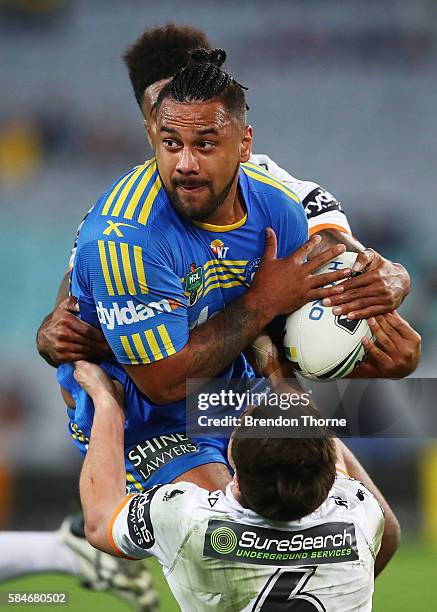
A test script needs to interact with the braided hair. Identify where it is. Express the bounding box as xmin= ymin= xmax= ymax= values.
xmin=156 ymin=48 xmax=248 ymax=121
